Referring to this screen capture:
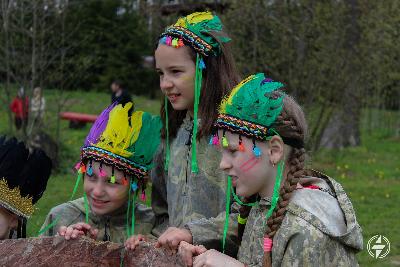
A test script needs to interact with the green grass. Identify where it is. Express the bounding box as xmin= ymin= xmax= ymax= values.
xmin=312 ymin=130 xmax=400 ymax=267
xmin=1 ymin=89 xmax=399 ymax=266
